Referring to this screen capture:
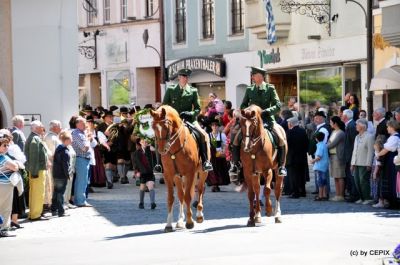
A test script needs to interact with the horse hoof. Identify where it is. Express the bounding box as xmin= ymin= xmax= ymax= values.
xmin=266 ymin=212 xmax=273 ymax=217
xmin=275 ymin=217 xmax=282 ymax=223
xmin=247 ymin=220 xmax=256 ymax=227
xmin=196 ymin=216 xmax=204 ymax=223
xmin=176 ymin=222 xmax=185 ymax=229
xmin=186 ymin=222 xmax=194 ymax=229
xmin=164 ymin=226 xmax=174 ymax=233
xmin=255 ymin=217 xmax=262 ymax=224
